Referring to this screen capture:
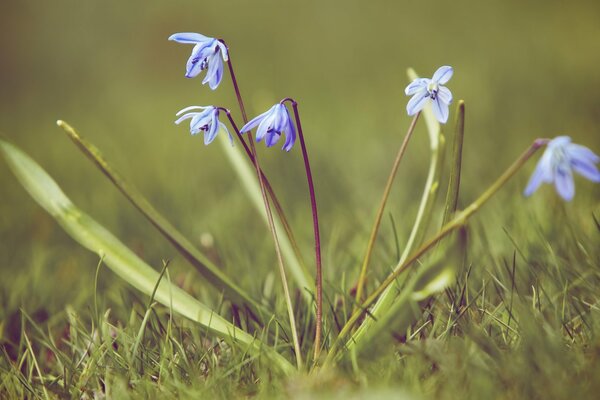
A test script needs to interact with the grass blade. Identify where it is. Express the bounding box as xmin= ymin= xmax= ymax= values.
xmin=56 ymin=120 xmax=264 ymax=316
xmin=0 ymin=139 xmax=294 ymax=375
